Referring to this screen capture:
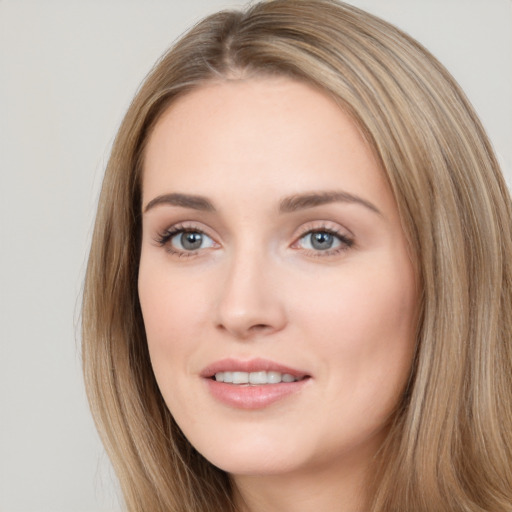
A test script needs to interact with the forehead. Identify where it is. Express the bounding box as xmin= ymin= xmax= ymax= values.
xmin=141 ymin=77 xmax=393 ymax=214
